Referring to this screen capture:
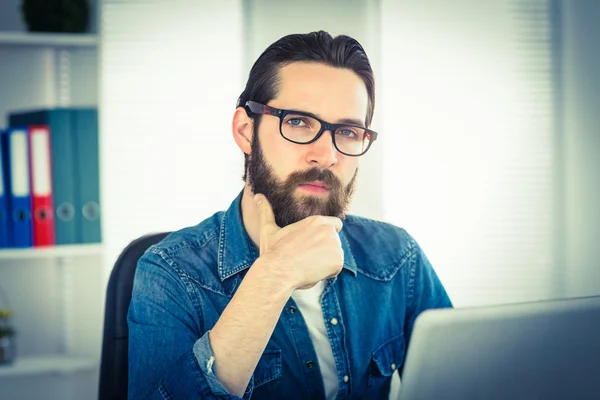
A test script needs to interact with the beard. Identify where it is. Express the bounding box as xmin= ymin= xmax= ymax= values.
xmin=247 ymin=131 xmax=358 ymax=228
